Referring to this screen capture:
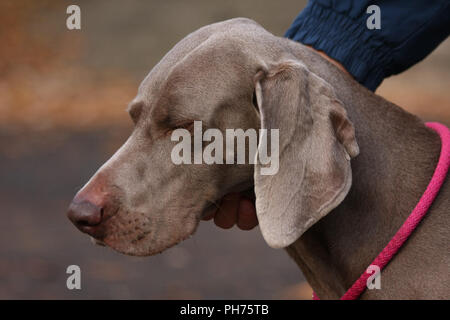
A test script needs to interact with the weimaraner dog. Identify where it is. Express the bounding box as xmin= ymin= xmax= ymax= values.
xmin=67 ymin=18 xmax=449 ymax=299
